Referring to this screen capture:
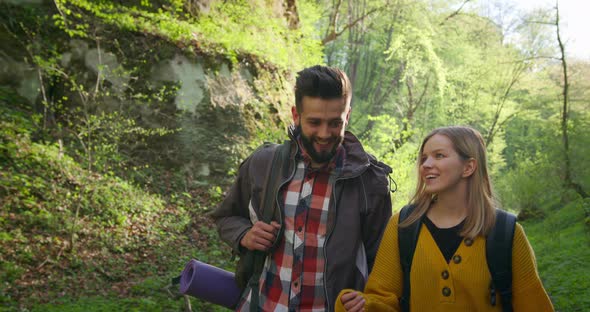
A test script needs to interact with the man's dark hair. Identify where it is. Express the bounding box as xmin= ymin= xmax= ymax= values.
xmin=294 ymin=65 xmax=352 ymax=113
